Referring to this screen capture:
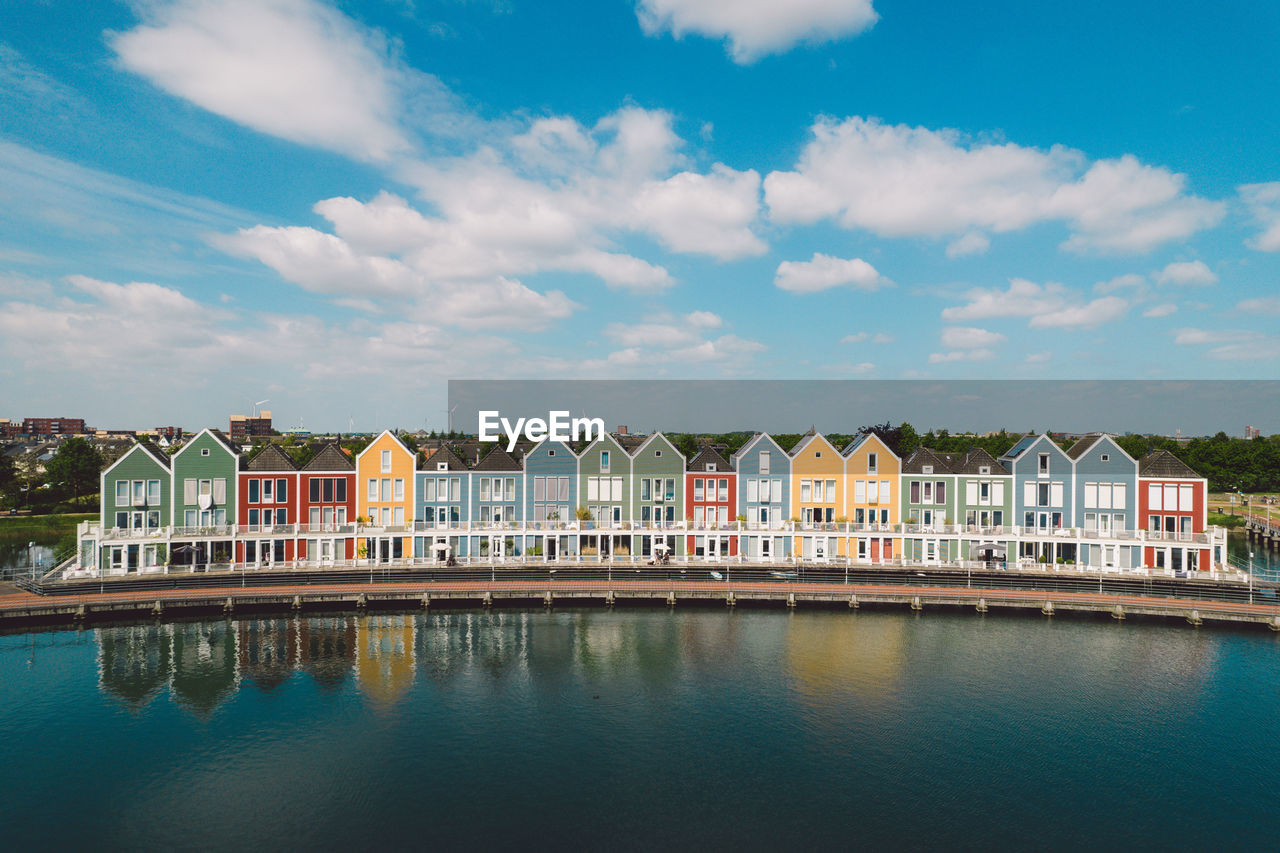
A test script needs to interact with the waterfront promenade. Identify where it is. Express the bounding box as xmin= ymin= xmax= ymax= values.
xmin=4 ymin=564 xmax=1279 ymax=631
